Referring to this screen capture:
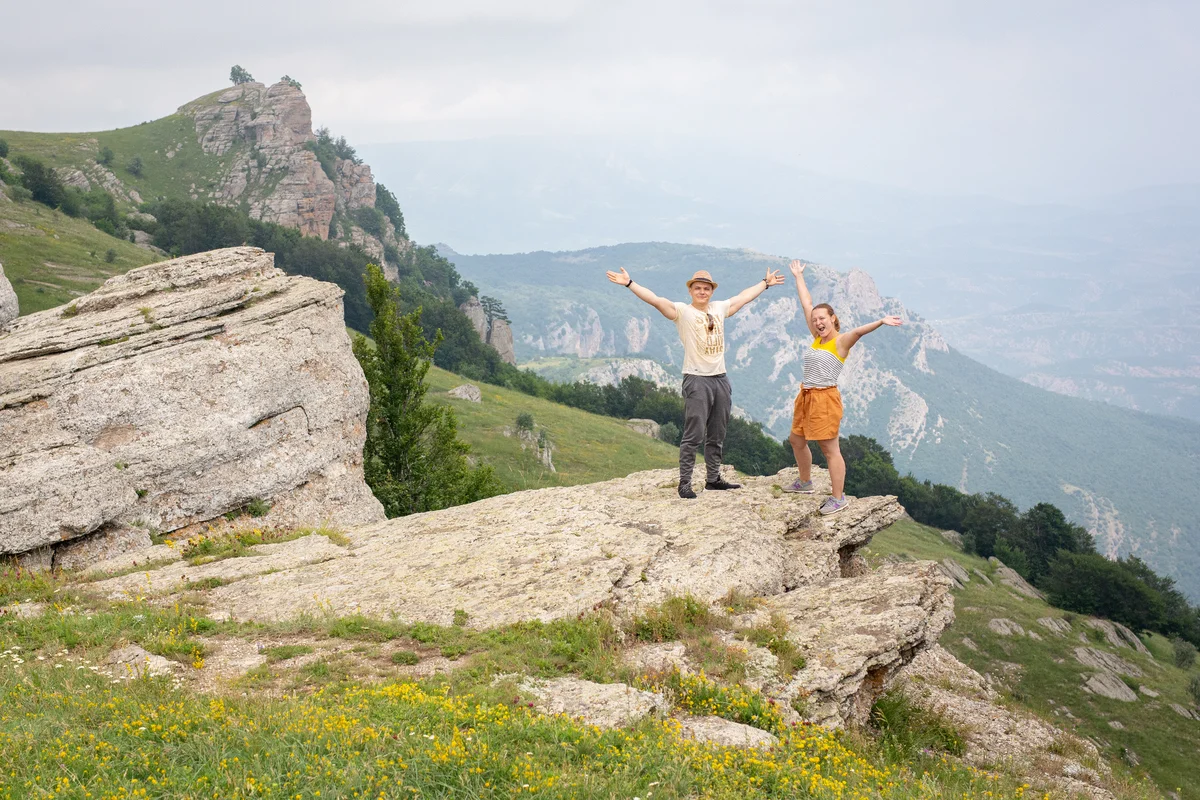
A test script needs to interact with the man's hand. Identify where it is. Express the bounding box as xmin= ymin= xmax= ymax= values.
xmin=606 ymin=267 xmax=632 ymax=286
xmin=789 ymin=259 xmax=806 ymax=279
xmin=880 ymin=315 xmax=903 ymax=327
xmin=765 ymin=269 xmax=785 ymax=287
